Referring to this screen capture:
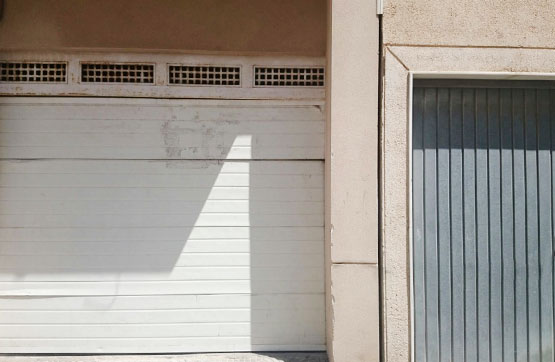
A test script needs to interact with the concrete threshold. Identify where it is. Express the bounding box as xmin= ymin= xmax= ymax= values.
xmin=0 ymin=353 xmax=329 ymax=362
